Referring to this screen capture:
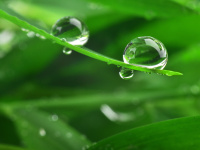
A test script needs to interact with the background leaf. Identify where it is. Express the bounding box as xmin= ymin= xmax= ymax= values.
xmin=88 ymin=116 xmax=200 ymax=150
xmin=2 ymin=107 xmax=91 ymax=150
